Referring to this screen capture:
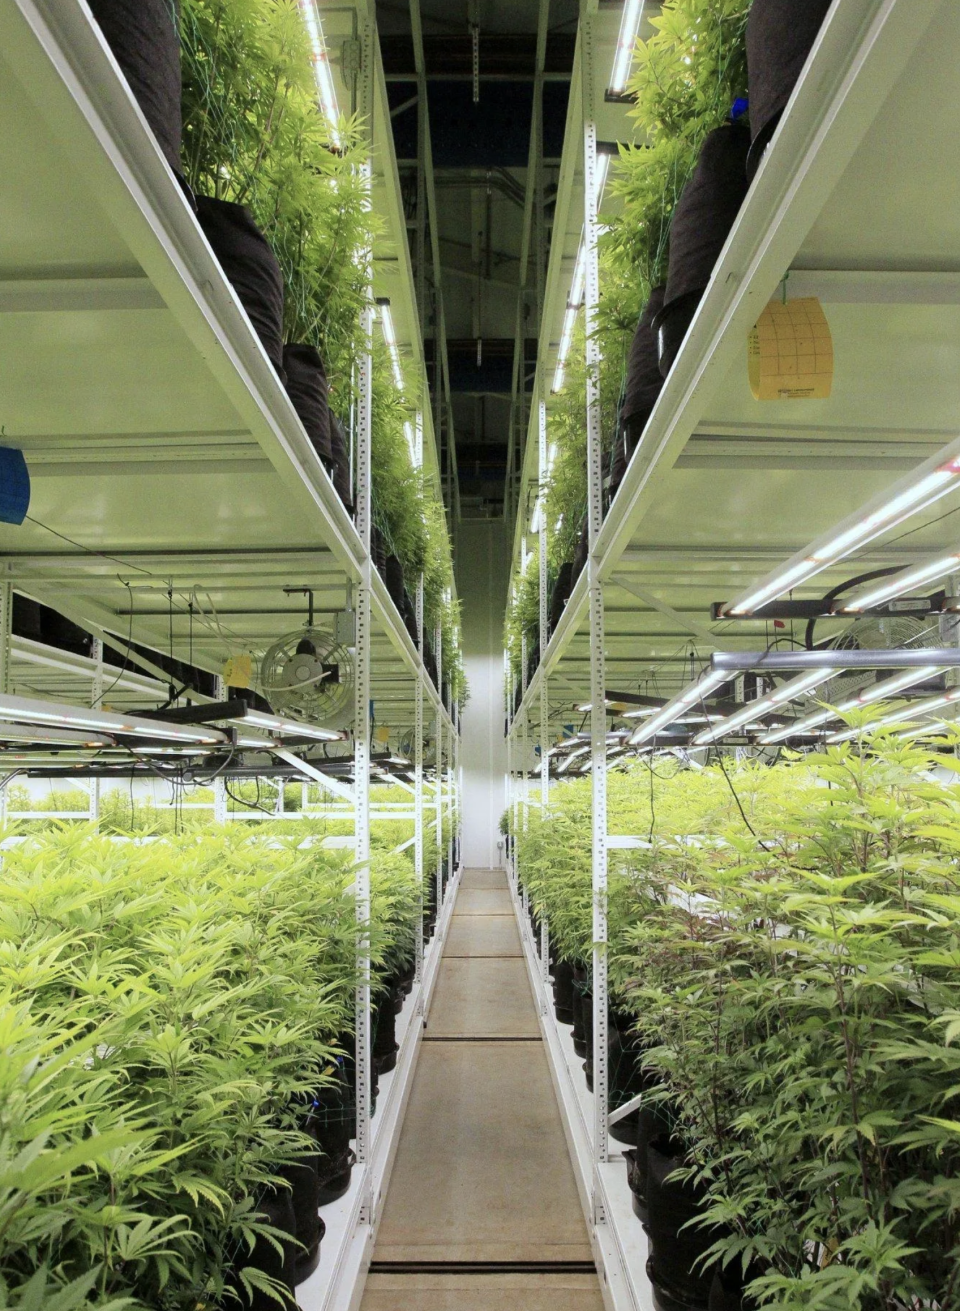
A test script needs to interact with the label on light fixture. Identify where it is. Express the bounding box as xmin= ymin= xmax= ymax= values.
xmin=748 ymin=298 xmax=833 ymax=401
